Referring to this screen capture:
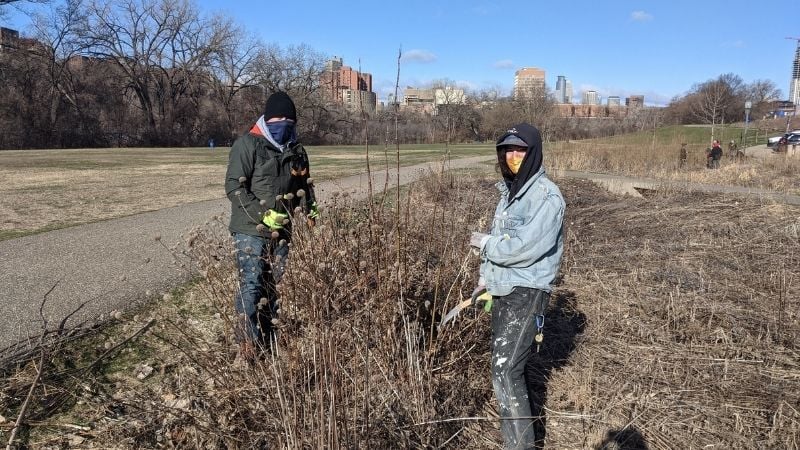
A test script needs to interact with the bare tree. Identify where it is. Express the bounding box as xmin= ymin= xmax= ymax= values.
xmin=252 ymin=43 xmax=325 ymax=137
xmin=515 ymin=84 xmax=556 ymax=140
xmin=255 ymin=44 xmax=324 ymax=101
xmin=82 ymin=0 xmax=230 ymax=144
xmin=427 ymin=79 xmax=469 ymax=146
xmin=0 ymin=0 xmax=49 ymax=21
xmin=745 ymin=79 xmax=782 ymax=120
xmin=691 ymin=79 xmax=731 ymax=140
xmin=207 ymin=25 xmax=263 ymax=136
xmin=684 ymin=73 xmax=747 ymax=139
xmin=30 ymin=0 xmax=85 ymax=133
